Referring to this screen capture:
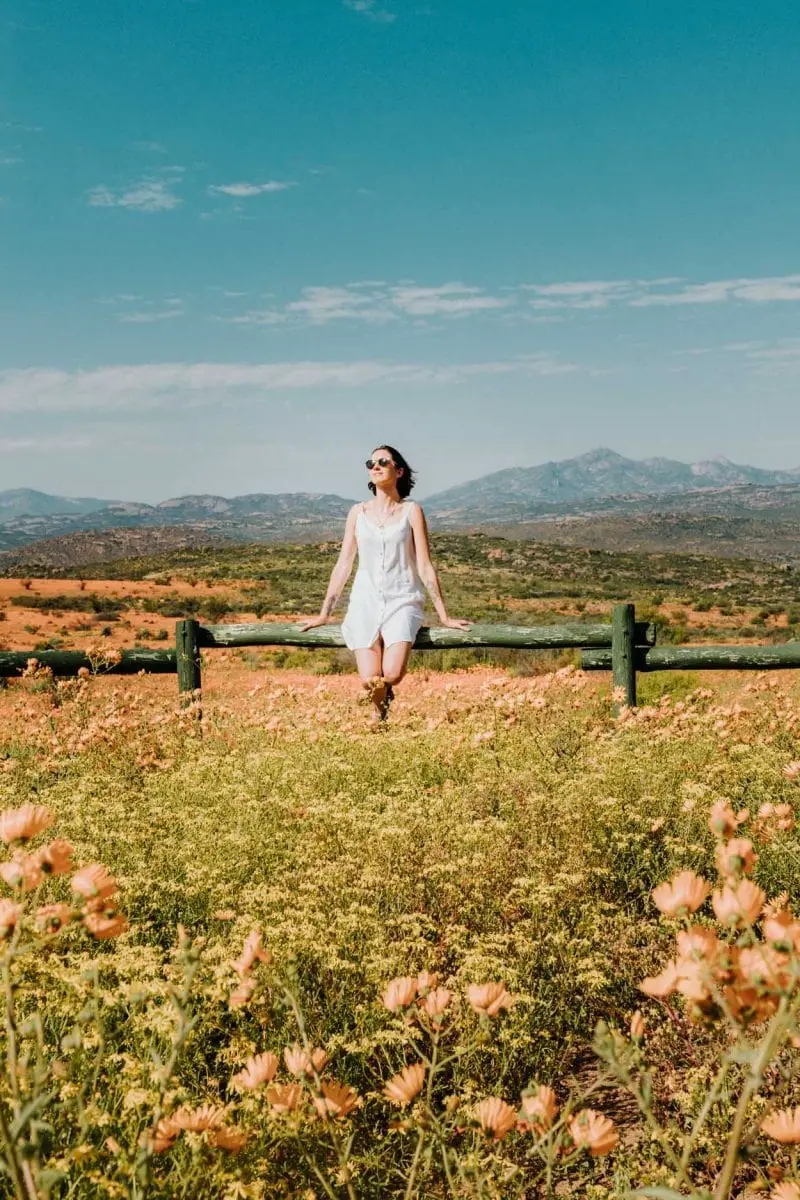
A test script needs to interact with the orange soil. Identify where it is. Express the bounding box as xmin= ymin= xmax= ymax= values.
xmin=0 ymin=576 xmax=278 ymax=654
